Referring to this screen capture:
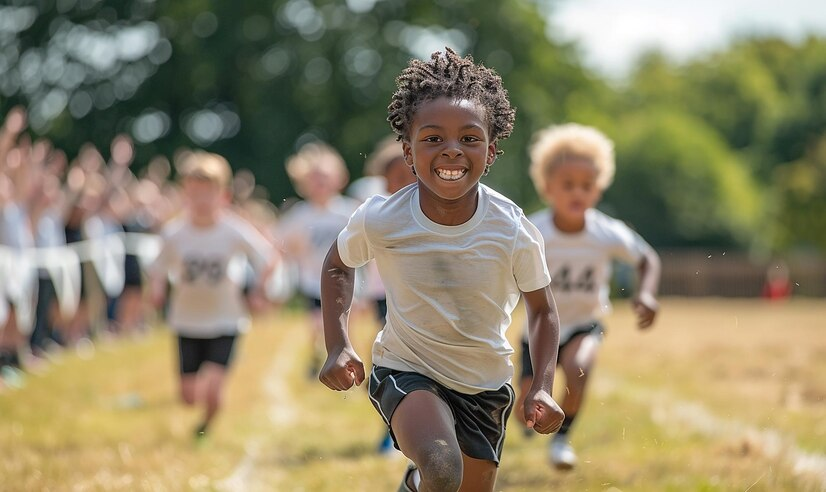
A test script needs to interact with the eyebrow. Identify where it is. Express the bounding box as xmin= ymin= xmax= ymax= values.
xmin=417 ymin=124 xmax=485 ymax=131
